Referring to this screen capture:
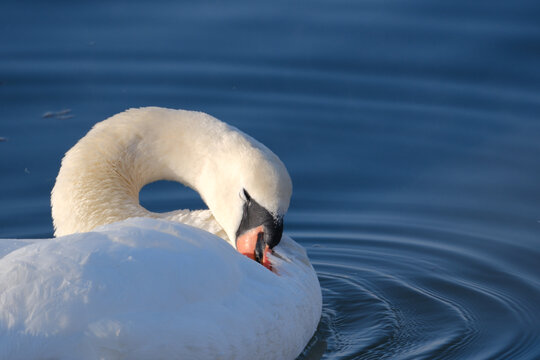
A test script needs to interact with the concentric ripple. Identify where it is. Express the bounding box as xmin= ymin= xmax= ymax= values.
xmin=295 ymin=211 xmax=540 ymax=360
